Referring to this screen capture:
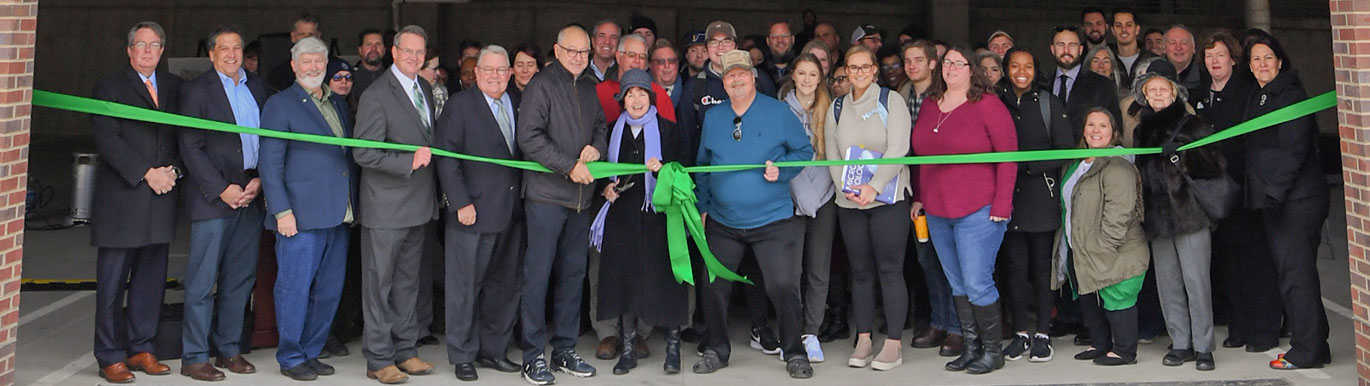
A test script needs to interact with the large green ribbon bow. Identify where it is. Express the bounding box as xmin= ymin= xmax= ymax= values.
xmin=652 ymin=162 xmax=752 ymax=285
